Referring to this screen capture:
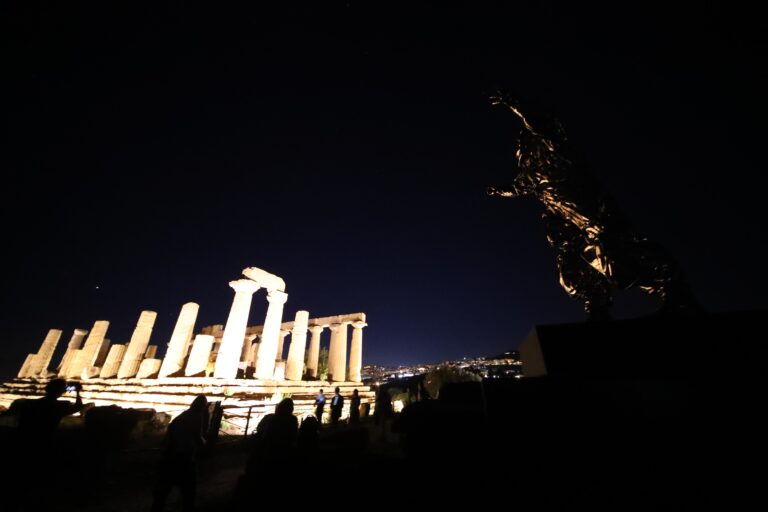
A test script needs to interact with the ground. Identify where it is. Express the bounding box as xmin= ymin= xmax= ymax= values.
xmin=0 ymin=417 xmax=403 ymax=511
